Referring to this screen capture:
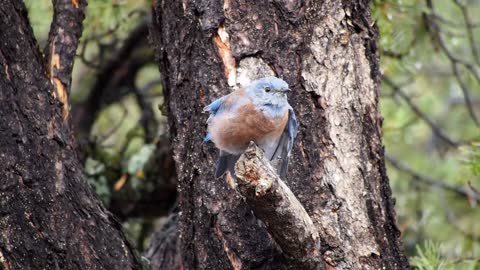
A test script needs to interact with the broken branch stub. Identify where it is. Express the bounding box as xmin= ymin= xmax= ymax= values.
xmin=234 ymin=142 xmax=325 ymax=270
